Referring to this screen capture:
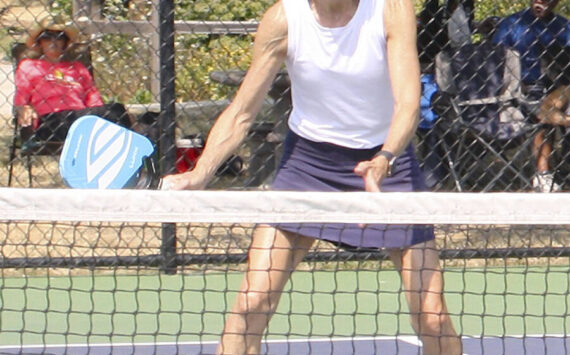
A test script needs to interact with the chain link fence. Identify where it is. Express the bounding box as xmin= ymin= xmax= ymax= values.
xmin=0 ymin=0 xmax=568 ymax=191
